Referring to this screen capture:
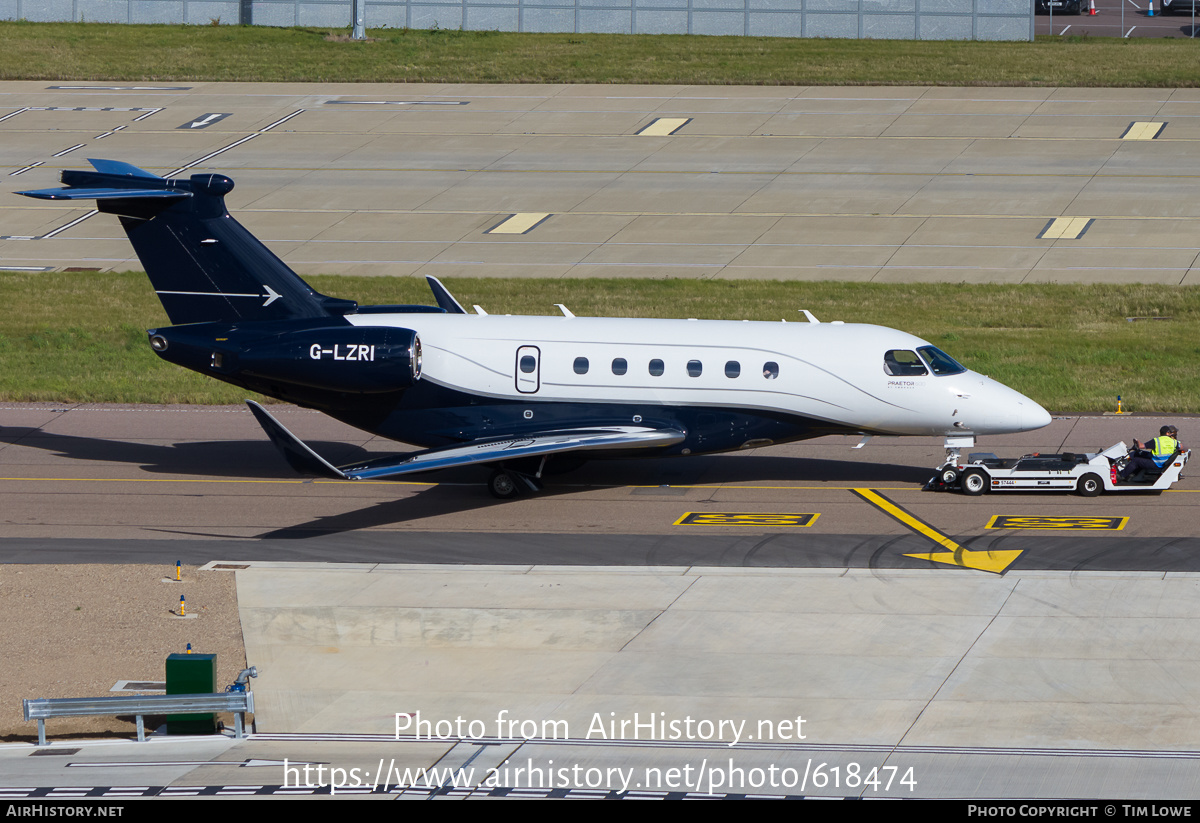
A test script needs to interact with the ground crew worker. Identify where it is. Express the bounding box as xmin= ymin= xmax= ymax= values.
xmin=1120 ymin=425 xmax=1181 ymax=480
